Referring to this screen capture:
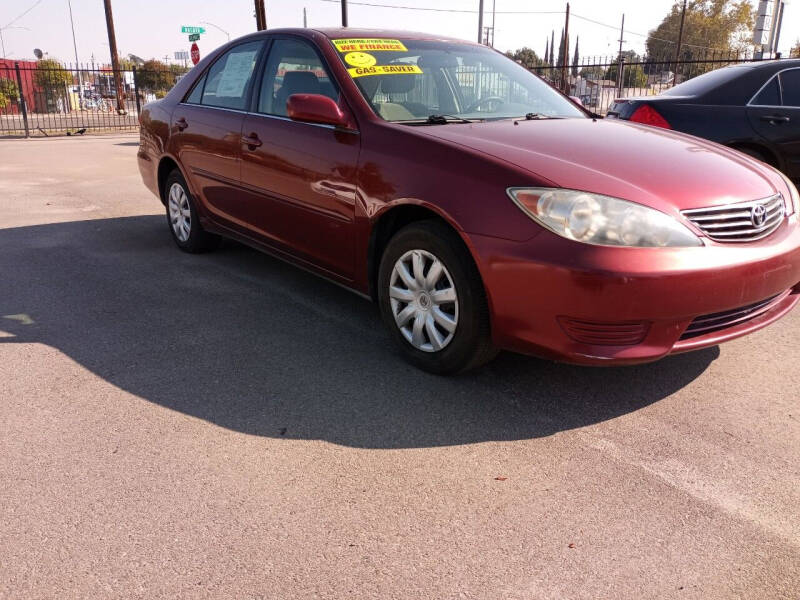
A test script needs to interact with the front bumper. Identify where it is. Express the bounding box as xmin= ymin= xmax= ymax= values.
xmin=471 ymin=218 xmax=800 ymax=365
